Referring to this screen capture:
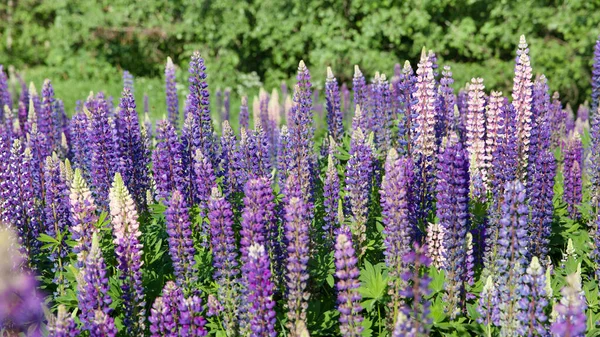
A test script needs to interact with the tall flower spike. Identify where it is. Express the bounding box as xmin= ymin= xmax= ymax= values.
xmin=208 ymin=187 xmax=239 ymax=335
xmin=0 ymin=65 xmax=11 ymax=112
xmin=392 ymin=243 xmax=432 ymax=337
xmin=494 ymin=180 xmax=529 ymax=335
xmin=123 ymin=70 xmax=134 ymax=93
xmin=466 ymin=77 xmax=487 ymax=201
xmin=166 ymin=190 xmax=197 ymax=287
xmin=592 ymin=210 xmax=600 ymax=282
xmin=152 ymin=120 xmax=187 ymax=202
xmin=240 ymin=96 xmax=249 ymax=130
xmin=193 ymin=148 xmax=217 ymax=210
xmin=513 ymin=35 xmax=534 ymax=179
xmin=591 ymin=36 xmax=600 ymax=114
xmin=165 ymin=57 xmax=179 ymax=127
xmin=326 ymin=67 xmax=344 ymax=142
xmin=70 ymin=112 xmax=89 ymax=173
xmin=353 ymin=65 xmax=368 ymax=124
xmin=69 ymin=168 xmax=98 ymax=264
xmin=116 ymin=87 xmax=150 ymax=208
xmin=240 ymin=178 xmax=277 ymax=265
xmin=149 ymin=281 xmax=207 ymax=337
xmin=243 ymin=244 xmax=277 ymax=337
xmin=40 ymin=79 xmax=57 ymax=150
xmin=284 ymin=196 xmax=311 ymax=335
xmin=550 ymin=273 xmax=587 ymax=337
xmin=395 ymin=60 xmax=418 ymax=155
xmin=436 ymin=132 xmax=470 ymax=317
xmin=87 ymin=94 xmax=122 ymax=207
xmin=109 ymin=172 xmax=145 ymax=335
xmin=323 ymin=154 xmax=340 ymax=245
xmin=344 ymin=127 xmax=374 ymax=253
xmin=381 ymin=149 xmax=416 ymax=326
xmin=413 ymin=48 xmax=438 ymax=221
xmin=563 ymin=132 xmax=583 ymax=219
xmin=517 ymin=256 xmax=549 ymax=336
xmin=77 ymin=233 xmax=114 ymax=333
xmin=220 ymin=120 xmax=238 ymax=198
xmin=478 ymin=276 xmax=500 ymax=328
xmin=335 ymin=226 xmax=363 ymax=337
xmin=47 ymin=305 xmax=79 ymax=337
xmin=438 ymin=65 xmax=457 ymax=137
xmin=486 ymin=91 xmax=503 ymax=167
xmin=426 ymin=222 xmax=447 ymax=270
